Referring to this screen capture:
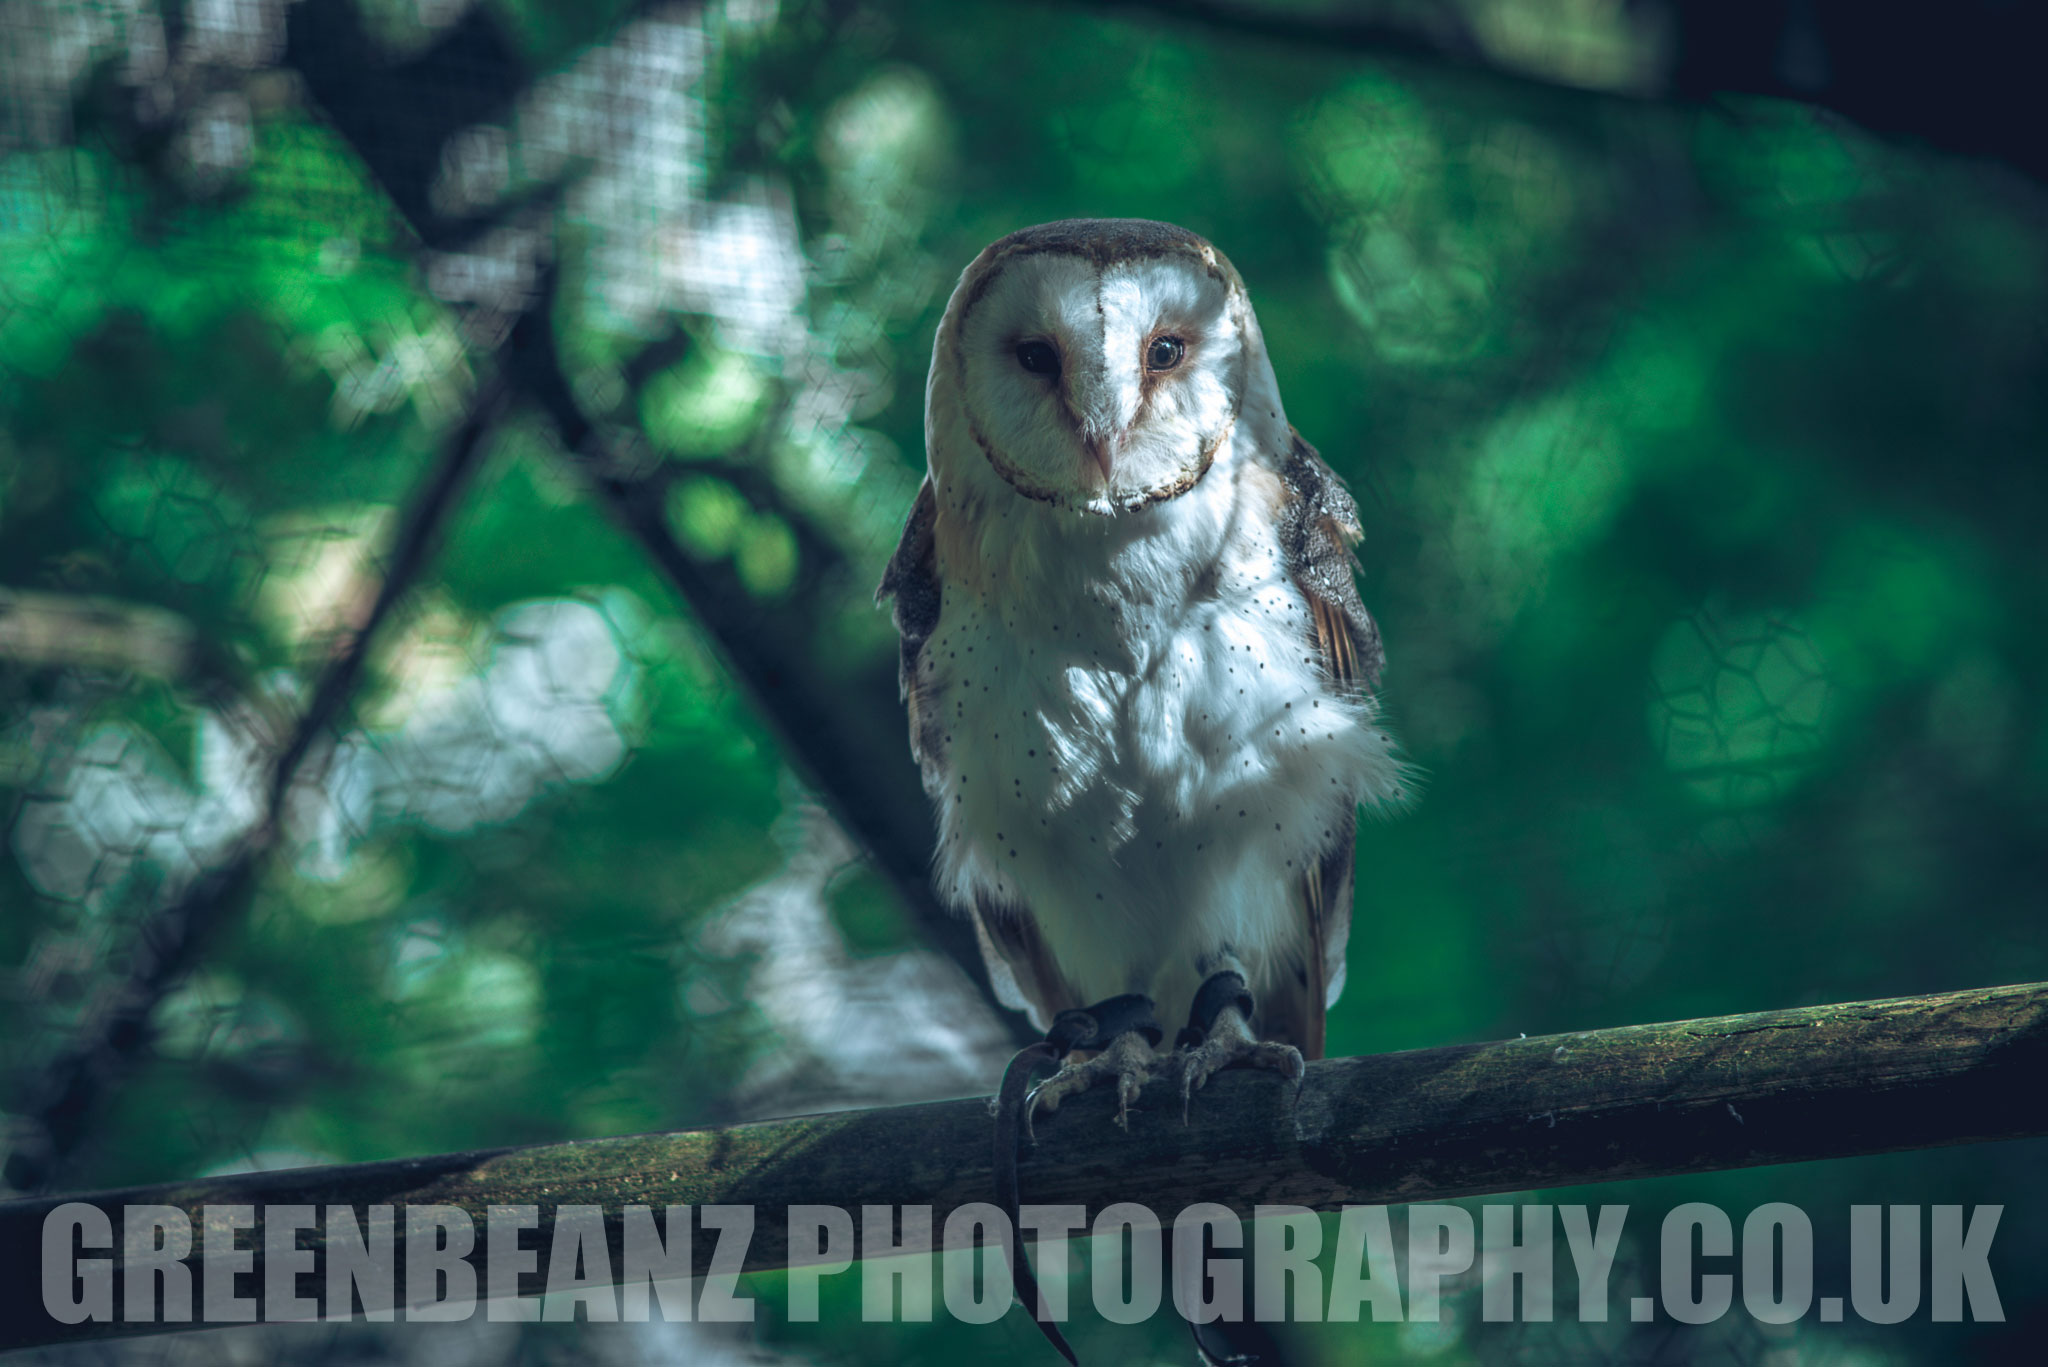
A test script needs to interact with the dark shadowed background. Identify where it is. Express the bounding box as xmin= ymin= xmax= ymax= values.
xmin=2 ymin=0 xmax=2045 ymax=1362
